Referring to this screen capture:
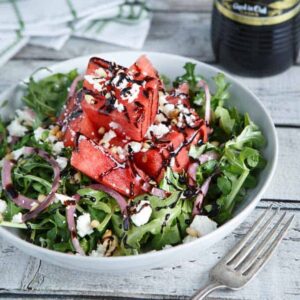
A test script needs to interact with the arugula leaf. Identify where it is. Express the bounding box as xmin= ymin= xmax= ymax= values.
xmin=159 ymin=167 xmax=186 ymax=192
xmin=215 ymin=106 xmax=235 ymax=135
xmin=226 ymin=114 xmax=265 ymax=150
xmin=22 ymin=69 xmax=79 ymax=122
xmin=211 ymin=73 xmax=230 ymax=109
xmin=121 ymin=192 xmax=190 ymax=252
xmin=0 ymin=118 xmax=8 ymax=158
xmin=174 ymin=63 xmax=202 ymax=93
